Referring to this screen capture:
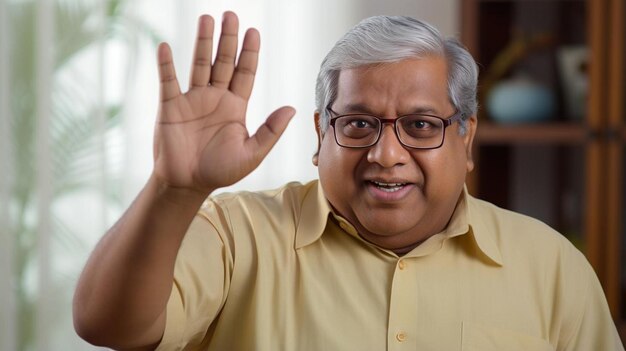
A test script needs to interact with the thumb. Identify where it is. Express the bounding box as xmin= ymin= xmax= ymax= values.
xmin=246 ymin=106 xmax=295 ymax=162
